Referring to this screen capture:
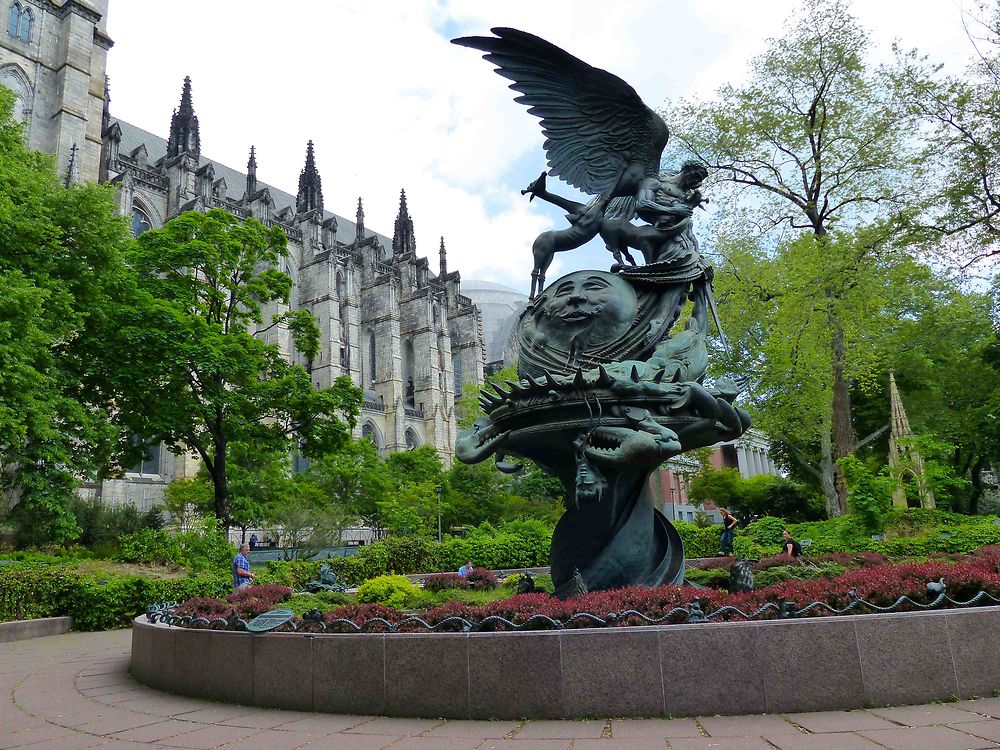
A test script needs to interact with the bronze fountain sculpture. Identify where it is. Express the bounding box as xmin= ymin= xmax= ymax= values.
xmin=452 ymin=28 xmax=750 ymax=597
